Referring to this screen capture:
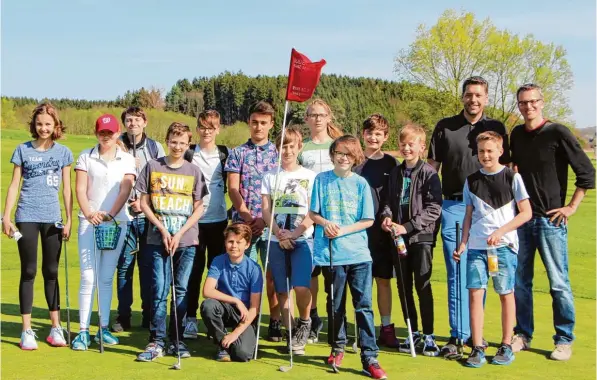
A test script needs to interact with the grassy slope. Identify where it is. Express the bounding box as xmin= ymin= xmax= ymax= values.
xmin=0 ymin=129 xmax=595 ymax=379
